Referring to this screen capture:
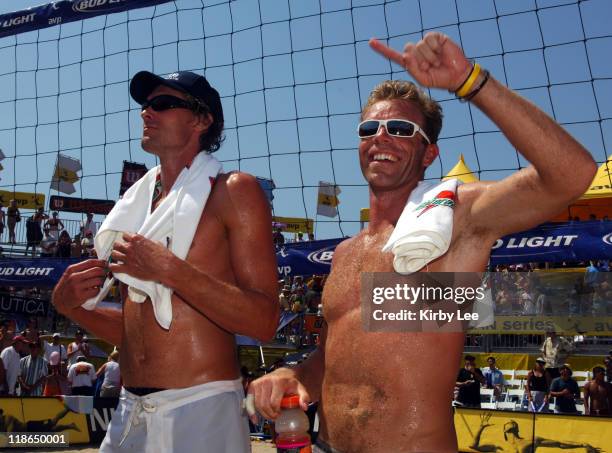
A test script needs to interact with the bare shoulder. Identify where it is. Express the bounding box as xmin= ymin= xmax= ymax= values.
xmin=211 ymin=171 xmax=270 ymax=220
xmin=332 ymin=234 xmax=360 ymax=262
